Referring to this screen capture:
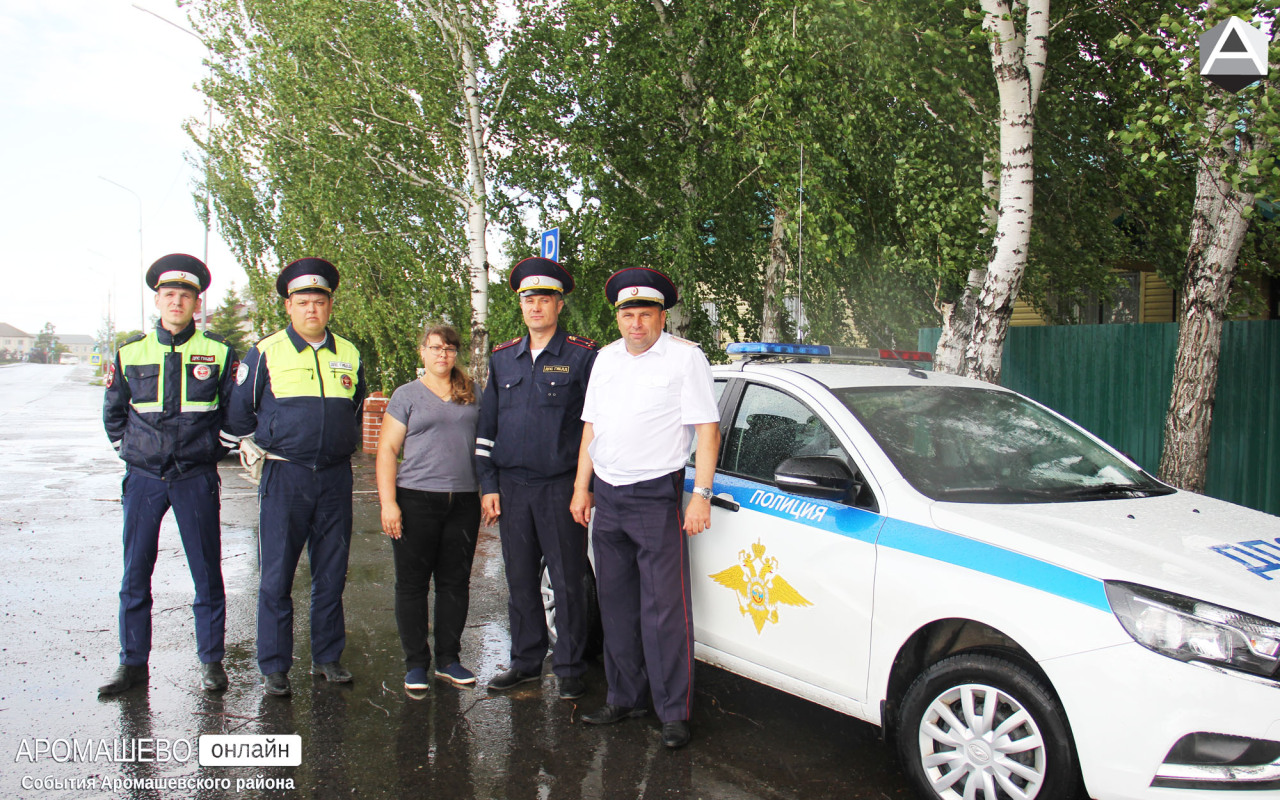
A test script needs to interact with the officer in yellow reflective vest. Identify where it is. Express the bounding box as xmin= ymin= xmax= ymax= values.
xmin=226 ymin=258 xmax=367 ymax=697
xmin=100 ymin=254 xmax=237 ymax=696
